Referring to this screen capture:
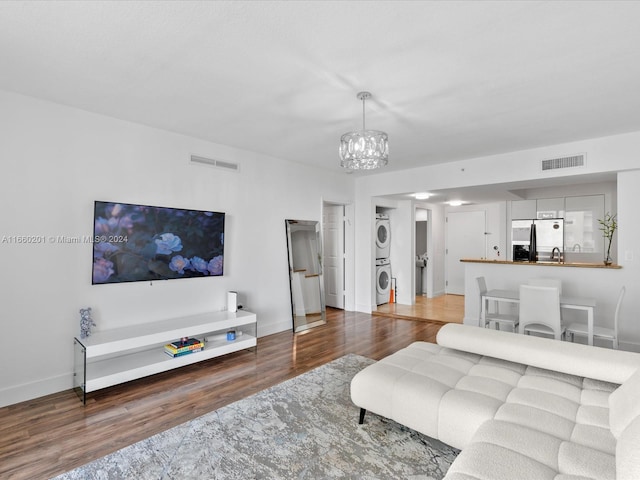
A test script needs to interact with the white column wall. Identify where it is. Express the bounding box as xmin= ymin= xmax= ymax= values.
xmin=615 ymin=169 xmax=640 ymax=348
